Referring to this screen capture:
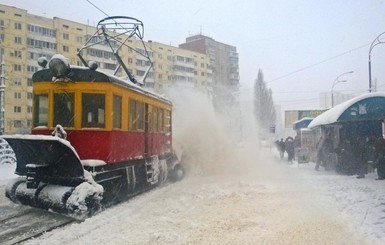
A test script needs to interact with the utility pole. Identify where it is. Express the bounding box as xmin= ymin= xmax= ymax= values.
xmin=0 ymin=55 xmax=5 ymax=134
xmin=368 ymin=31 xmax=385 ymax=93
